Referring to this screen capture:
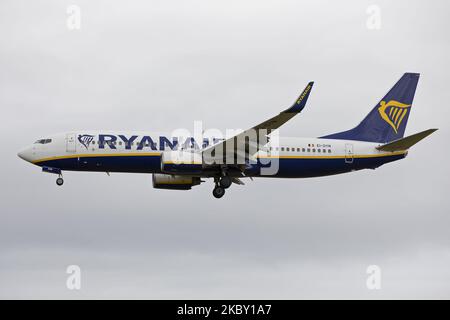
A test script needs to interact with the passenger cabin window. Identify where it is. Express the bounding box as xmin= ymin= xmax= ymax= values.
xmin=281 ymin=147 xmax=285 ymax=151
